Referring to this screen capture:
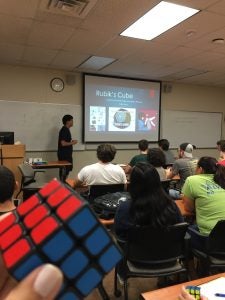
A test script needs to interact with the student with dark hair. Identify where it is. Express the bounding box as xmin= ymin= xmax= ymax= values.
xmin=125 ymin=139 xmax=148 ymax=173
xmin=0 ymin=166 xmax=17 ymax=215
xmin=147 ymin=148 xmax=168 ymax=180
xmin=73 ymin=144 xmax=126 ymax=188
xmin=57 ymin=114 xmax=77 ymax=178
xmin=158 ymin=138 xmax=175 ymax=164
xmin=218 ymin=140 xmax=225 ymax=166
xmin=182 ymin=156 xmax=225 ymax=250
xmin=115 ymin=162 xmax=183 ymax=239
xmin=216 ymin=139 xmax=225 ymax=151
